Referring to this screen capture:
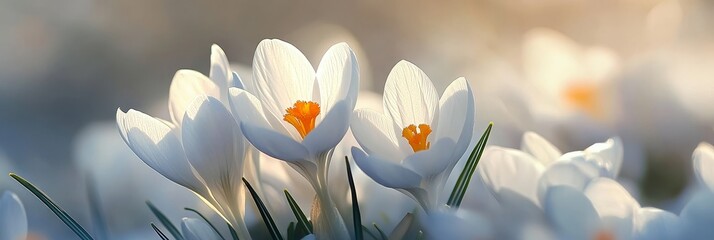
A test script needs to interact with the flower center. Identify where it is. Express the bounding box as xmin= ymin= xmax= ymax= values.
xmin=401 ymin=124 xmax=432 ymax=152
xmin=283 ymin=100 xmax=320 ymax=139
xmin=563 ymin=83 xmax=603 ymax=118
